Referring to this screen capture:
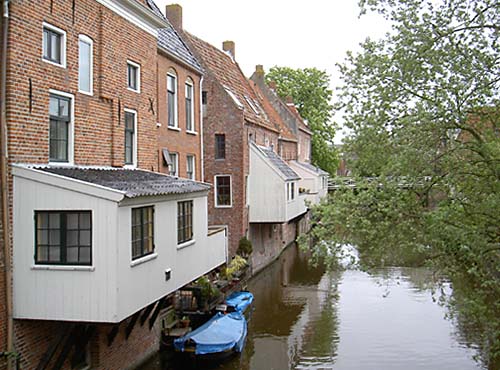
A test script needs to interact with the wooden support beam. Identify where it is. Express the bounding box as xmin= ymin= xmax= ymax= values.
xmin=70 ymin=325 xmax=96 ymax=368
xmin=107 ymin=324 xmax=120 ymax=347
xmin=35 ymin=324 xmax=69 ymax=370
xmin=149 ymin=297 xmax=166 ymax=330
xmin=125 ymin=311 xmax=141 ymax=340
xmin=140 ymin=301 xmax=157 ymax=326
xmin=51 ymin=325 xmax=80 ymax=370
